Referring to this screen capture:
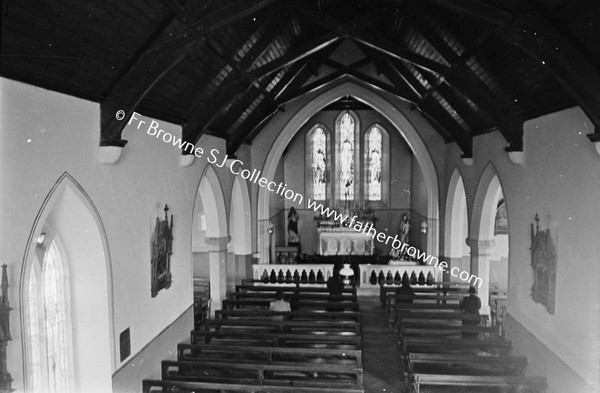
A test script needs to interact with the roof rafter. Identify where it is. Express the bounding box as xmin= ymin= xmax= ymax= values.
xmin=100 ymin=0 xmax=281 ymax=146
xmin=181 ymin=6 xmax=292 ymax=146
xmin=427 ymin=0 xmax=600 ymax=142
xmin=385 ymin=60 xmax=473 ymax=156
